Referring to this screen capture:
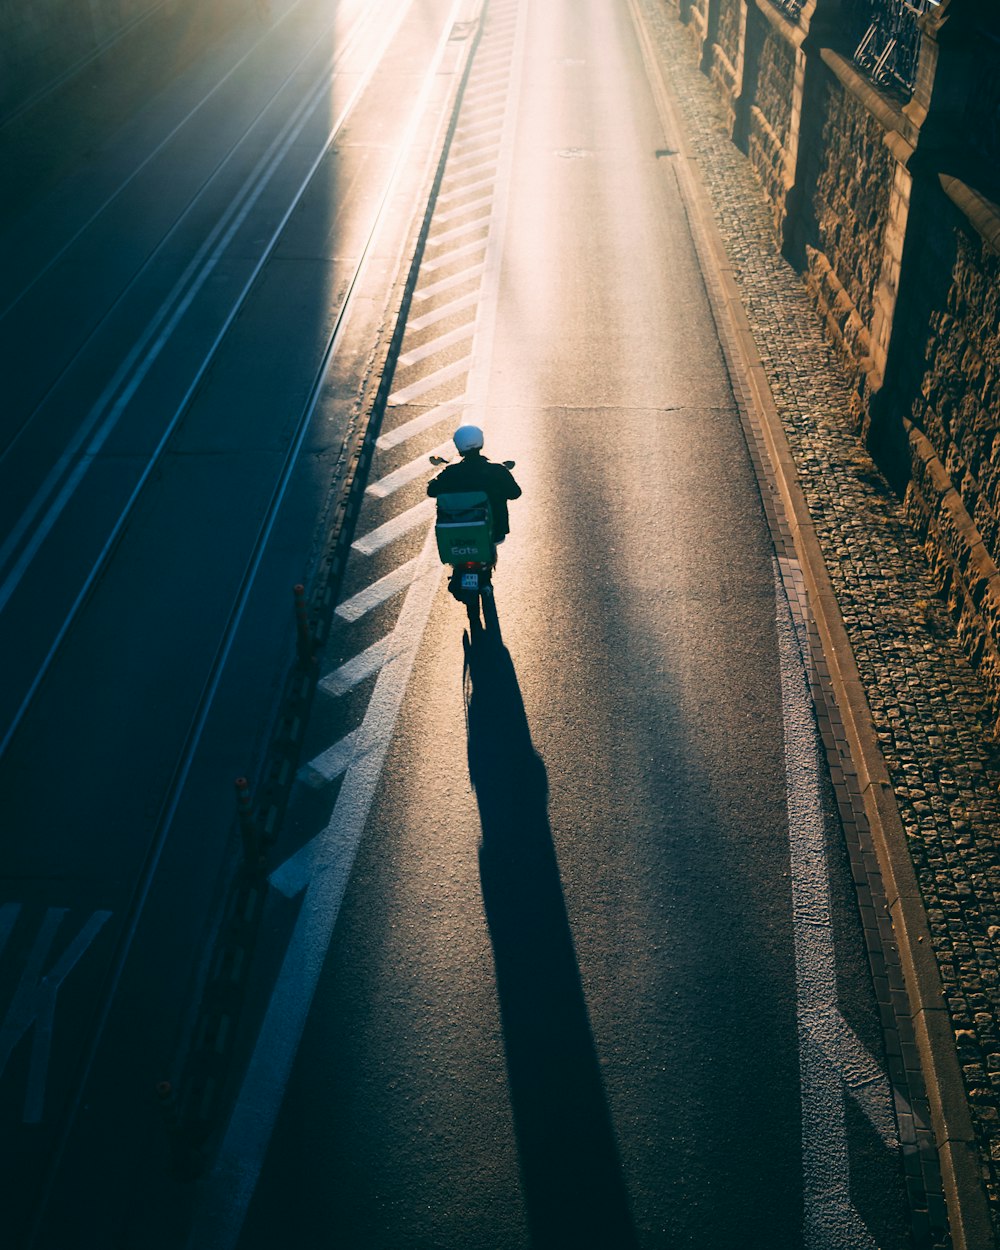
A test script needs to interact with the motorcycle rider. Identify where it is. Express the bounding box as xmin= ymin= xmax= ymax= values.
xmin=427 ymin=425 xmax=521 ymax=545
